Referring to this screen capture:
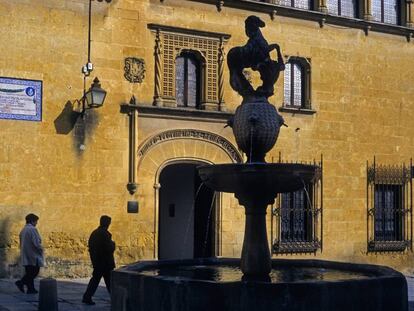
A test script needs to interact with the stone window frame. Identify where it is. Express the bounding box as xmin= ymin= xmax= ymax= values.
xmin=148 ymin=24 xmax=231 ymax=112
xmin=367 ymin=159 xmax=413 ymax=252
xmin=279 ymin=56 xmax=316 ymax=115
